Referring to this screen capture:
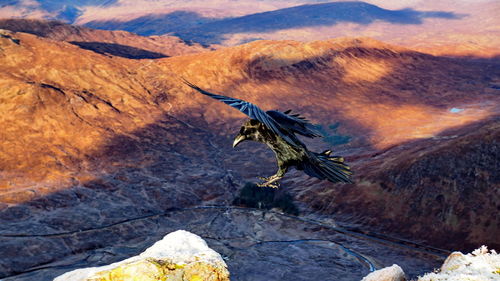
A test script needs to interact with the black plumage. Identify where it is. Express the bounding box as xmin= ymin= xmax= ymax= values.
xmin=184 ymin=80 xmax=352 ymax=188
